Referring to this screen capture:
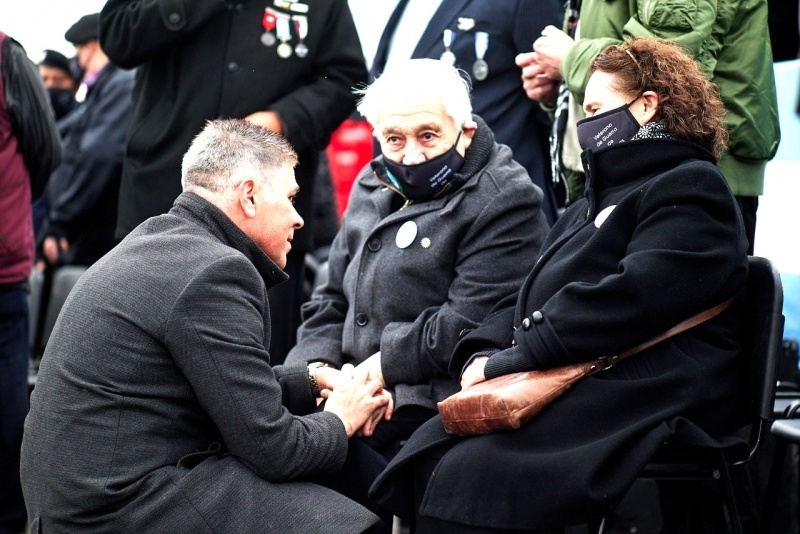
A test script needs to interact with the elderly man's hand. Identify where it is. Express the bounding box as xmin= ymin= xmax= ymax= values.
xmin=516 ymin=52 xmax=560 ymax=106
xmin=323 ymin=364 xmax=392 ymax=437
xmin=461 ymin=356 xmax=489 ymax=390
xmin=356 ymin=352 xmax=385 ymax=387
xmin=532 ymin=25 xmax=575 ymax=80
